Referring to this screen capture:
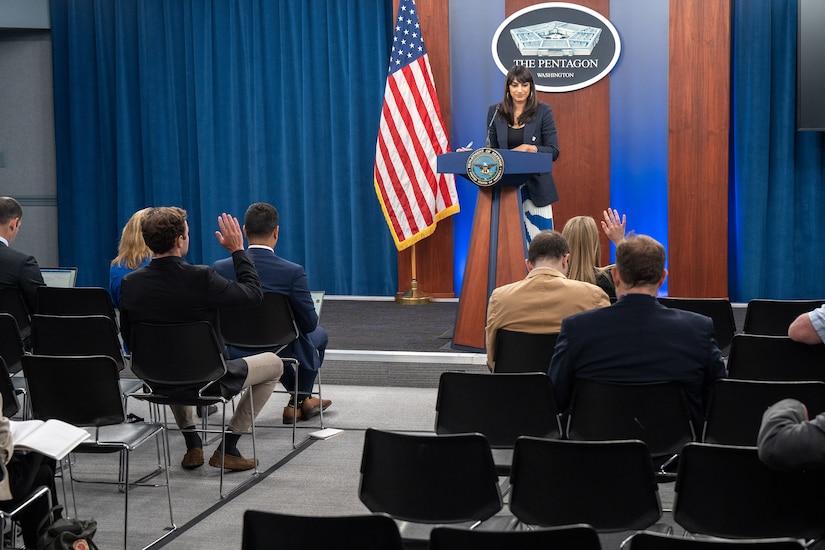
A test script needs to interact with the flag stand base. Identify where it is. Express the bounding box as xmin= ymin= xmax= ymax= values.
xmin=395 ymin=279 xmax=432 ymax=305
